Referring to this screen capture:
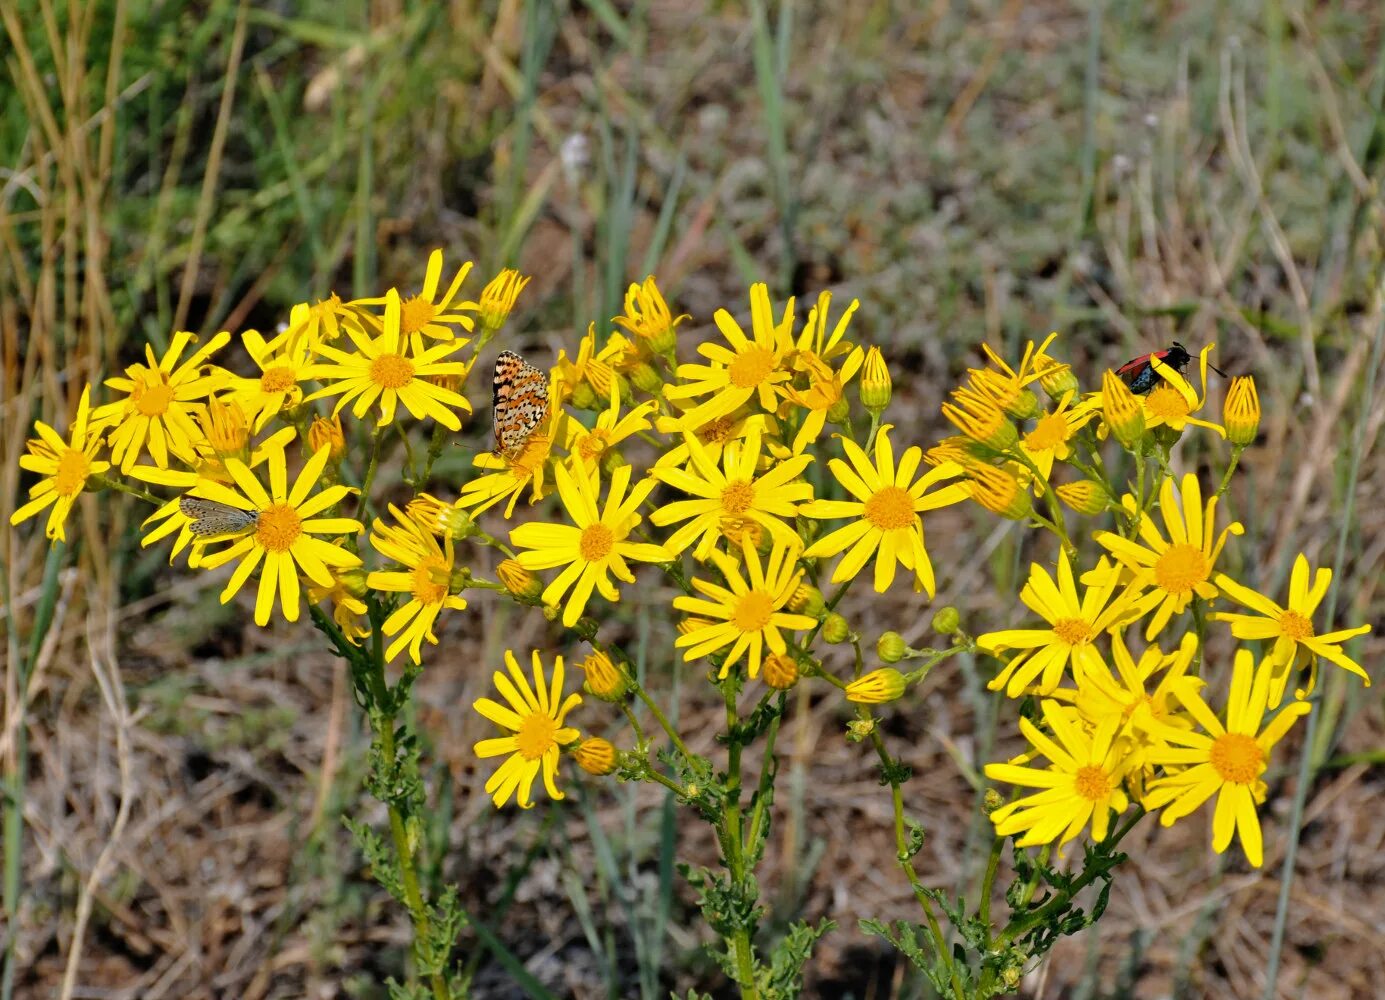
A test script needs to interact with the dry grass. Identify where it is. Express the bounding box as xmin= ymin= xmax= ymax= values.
xmin=3 ymin=1 xmax=1384 ymax=997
